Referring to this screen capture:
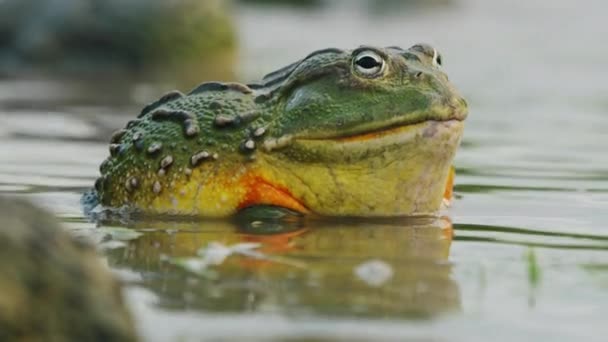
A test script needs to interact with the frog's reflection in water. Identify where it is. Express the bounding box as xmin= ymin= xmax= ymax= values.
xmin=106 ymin=215 xmax=459 ymax=319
